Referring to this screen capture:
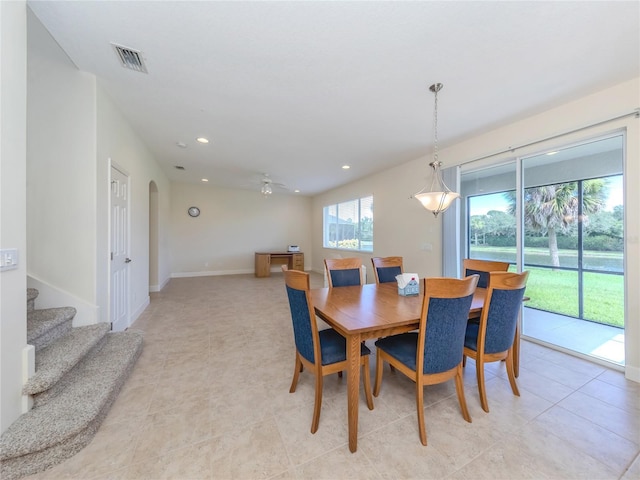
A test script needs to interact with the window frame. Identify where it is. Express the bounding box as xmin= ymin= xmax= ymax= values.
xmin=322 ymin=195 xmax=373 ymax=252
